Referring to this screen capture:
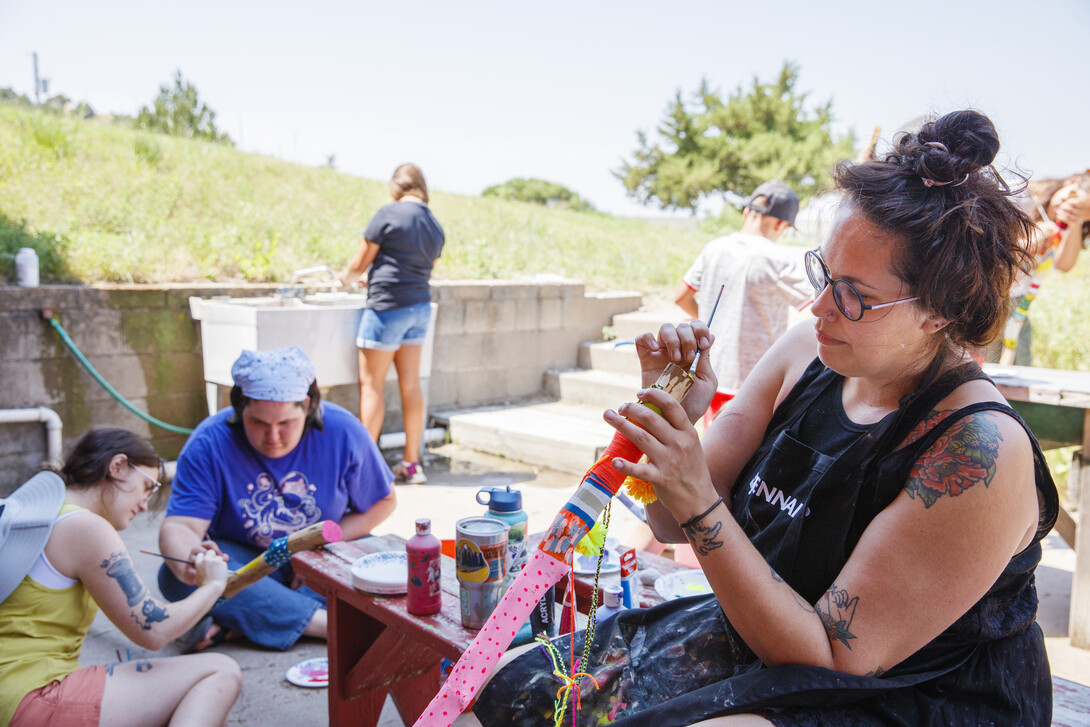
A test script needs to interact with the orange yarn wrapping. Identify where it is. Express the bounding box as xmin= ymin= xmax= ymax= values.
xmin=592 ymin=431 xmax=642 ymax=495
